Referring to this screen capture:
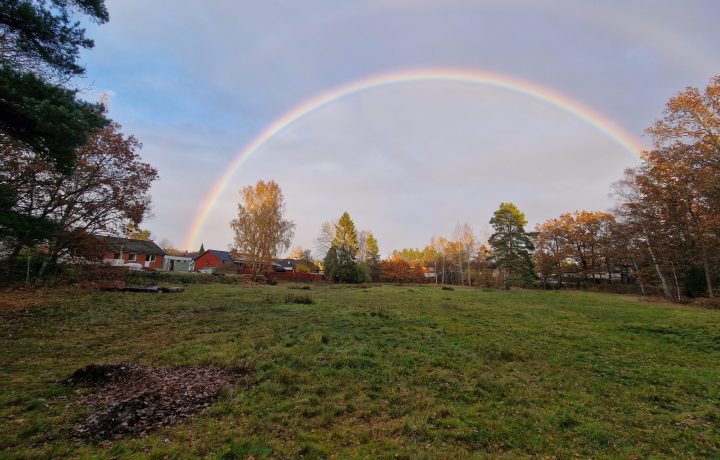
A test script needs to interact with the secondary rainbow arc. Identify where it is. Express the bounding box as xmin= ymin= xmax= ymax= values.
xmin=183 ymin=68 xmax=644 ymax=249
